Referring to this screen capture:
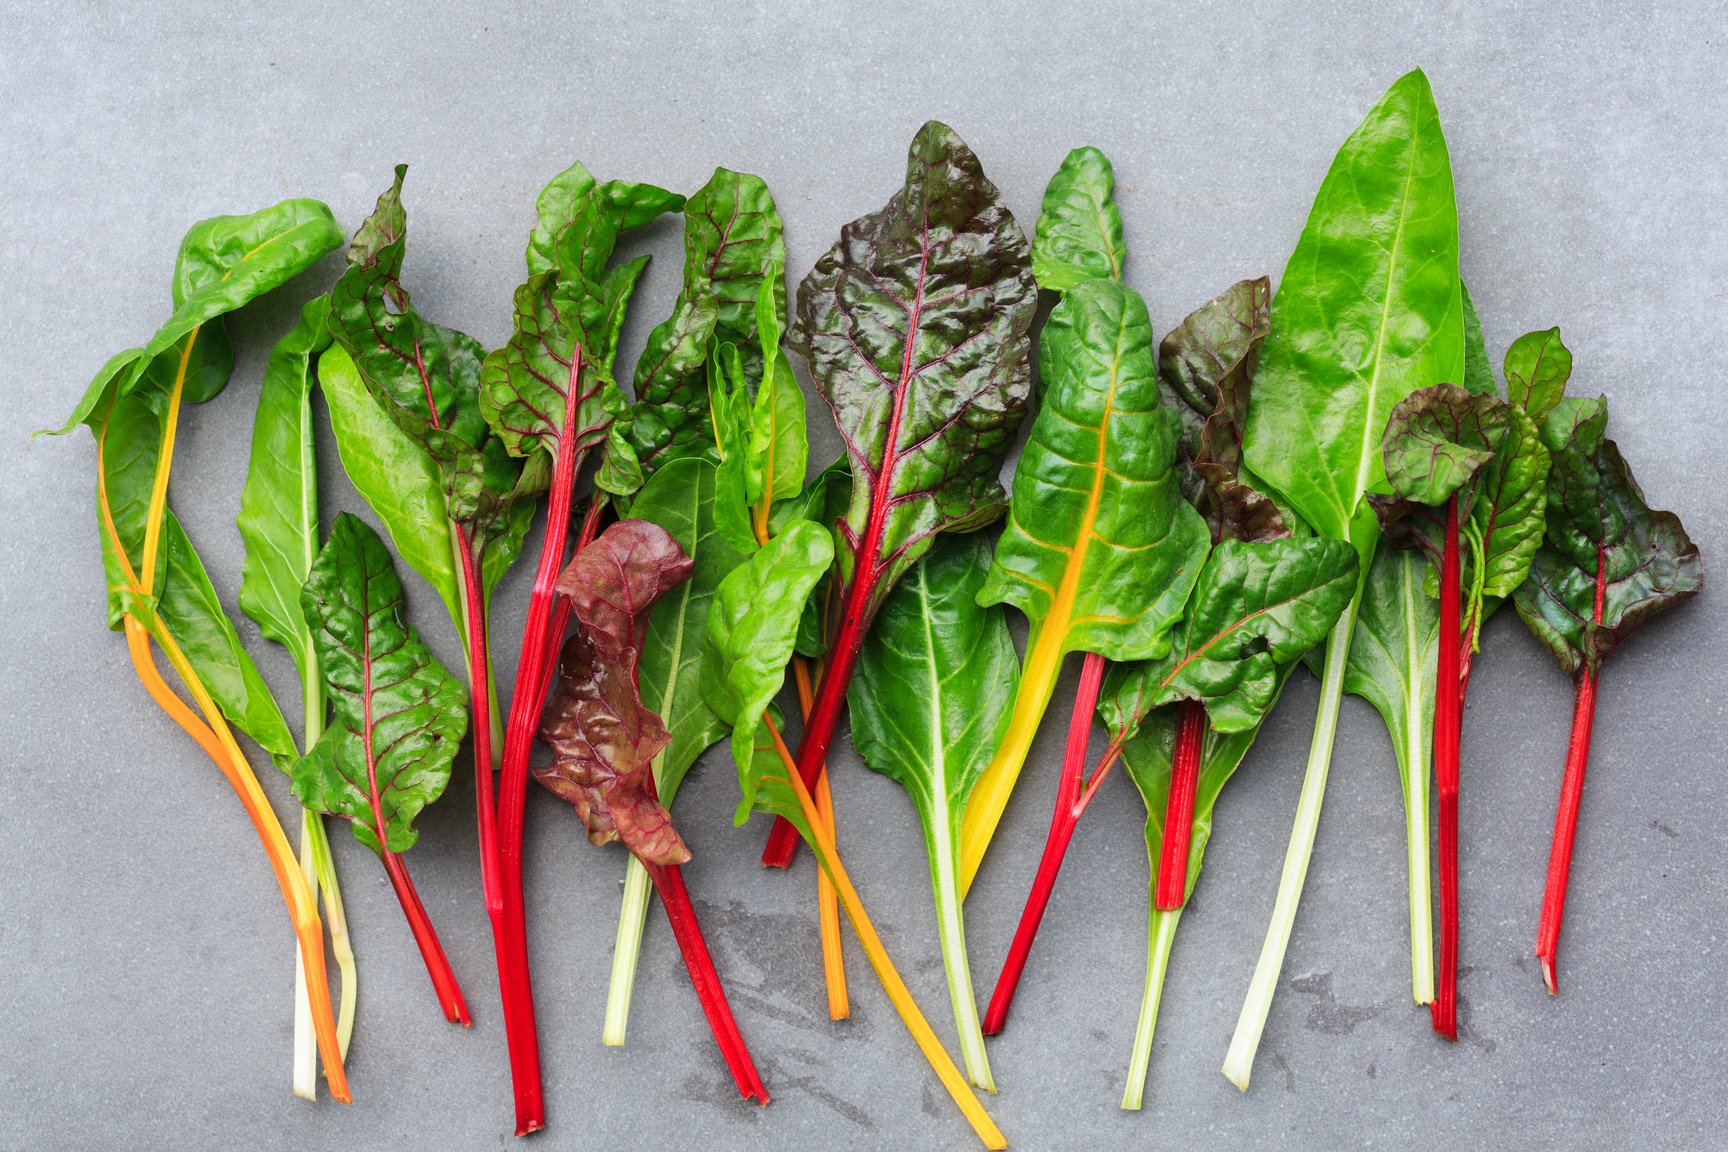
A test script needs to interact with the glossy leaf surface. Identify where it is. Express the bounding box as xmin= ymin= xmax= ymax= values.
xmin=1515 ymin=404 xmax=1702 ymax=675
xmin=1029 ymin=146 xmax=1126 ymax=291
xmin=792 ymin=120 xmax=1037 ymax=607
xmin=294 ymin=515 xmax=469 ymax=855
xmin=238 ymin=297 xmax=333 ymax=684
xmin=536 ymin=520 xmax=695 ymax=866
xmin=980 ymin=278 xmax=1210 ymax=663
xmin=700 ymin=520 xmax=834 ymax=823
xmin=1242 ymin=69 xmax=1464 ymax=563
xmin=1101 ymin=537 xmax=1358 ymax=735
